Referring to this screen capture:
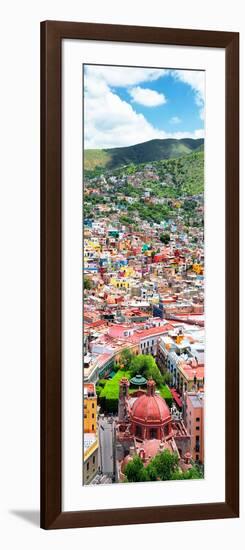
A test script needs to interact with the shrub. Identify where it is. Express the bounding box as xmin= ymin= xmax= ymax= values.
xmin=97 ymin=379 xmax=107 ymax=388
xmin=99 ymin=369 xmax=131 ymax=414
